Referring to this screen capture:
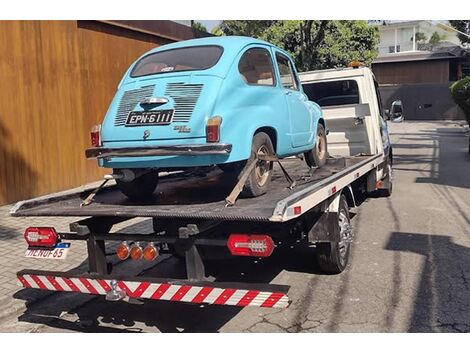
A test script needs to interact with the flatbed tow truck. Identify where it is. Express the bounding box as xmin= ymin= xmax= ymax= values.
xmin=11 ymin=67 xmax=395 ymax=309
